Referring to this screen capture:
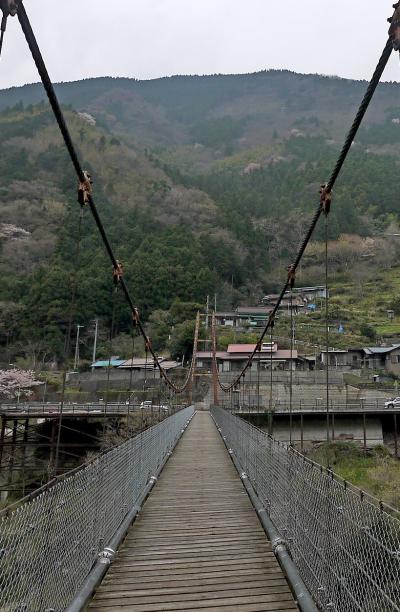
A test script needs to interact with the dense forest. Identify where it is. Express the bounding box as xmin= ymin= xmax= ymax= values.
xmin=2 ymin=71 xmax=400 ymax=366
